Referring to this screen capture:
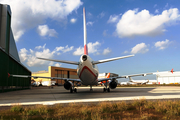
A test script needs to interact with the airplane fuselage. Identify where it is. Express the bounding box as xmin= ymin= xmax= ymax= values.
xmin=77 ymin=55 xmax=99 ymax=85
